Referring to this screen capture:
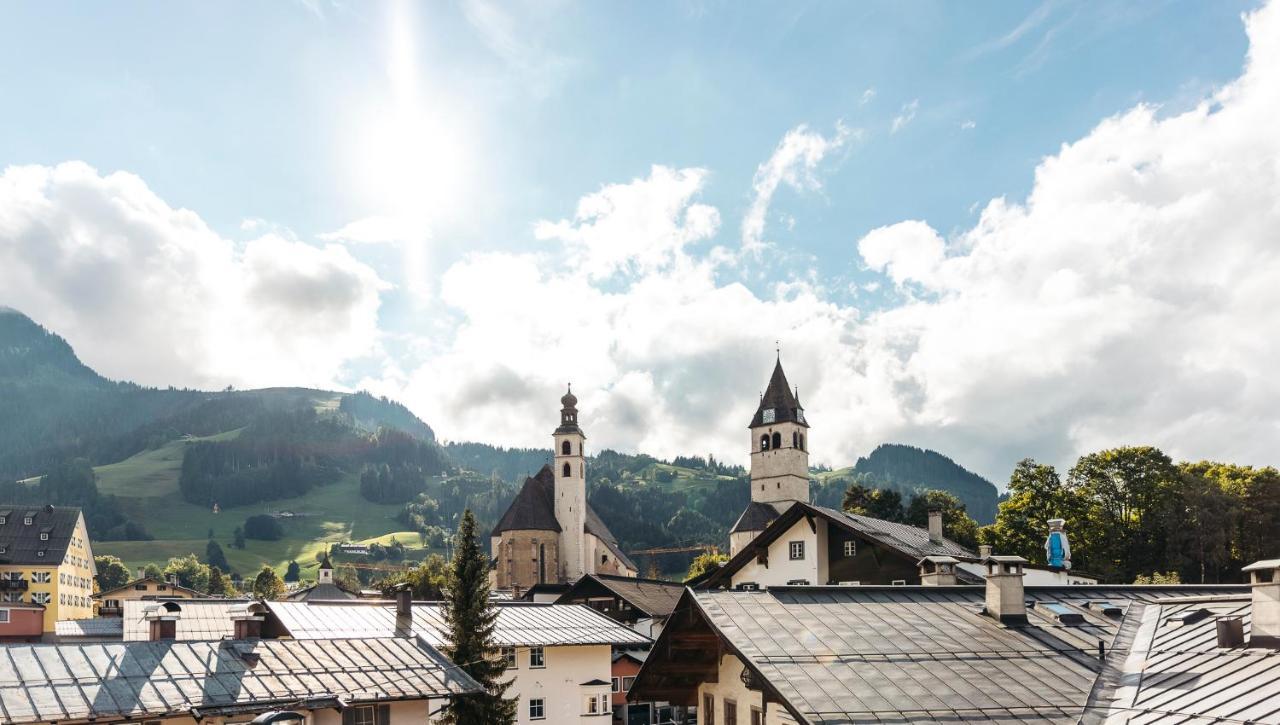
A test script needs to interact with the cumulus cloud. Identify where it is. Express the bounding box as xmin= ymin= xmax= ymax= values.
xmin=890 ymin=99 xmax=919 ymax=134
xmin=0 ymin=161 xmax=386 ymax=389
xmin=741 ymin=123 xmax=853 ymax=251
